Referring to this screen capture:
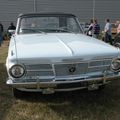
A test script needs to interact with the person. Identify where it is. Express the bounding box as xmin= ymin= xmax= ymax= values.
xmin=0 ymin=22 xmax=4 ymax=47
xmin=87 ymin=19 xmax=94 ymax=37
xmin=92 ymin=19 xmax=100 ymax=39
xmin=7 ymin=22 xmax=16 ymax=38
xmin=104 ymin=19 xmax=112 ymax=44
xmin=114 ymin=20 xmax=120 ymax=45
xmin=117 ymin=21 xmax=120 ymax=34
